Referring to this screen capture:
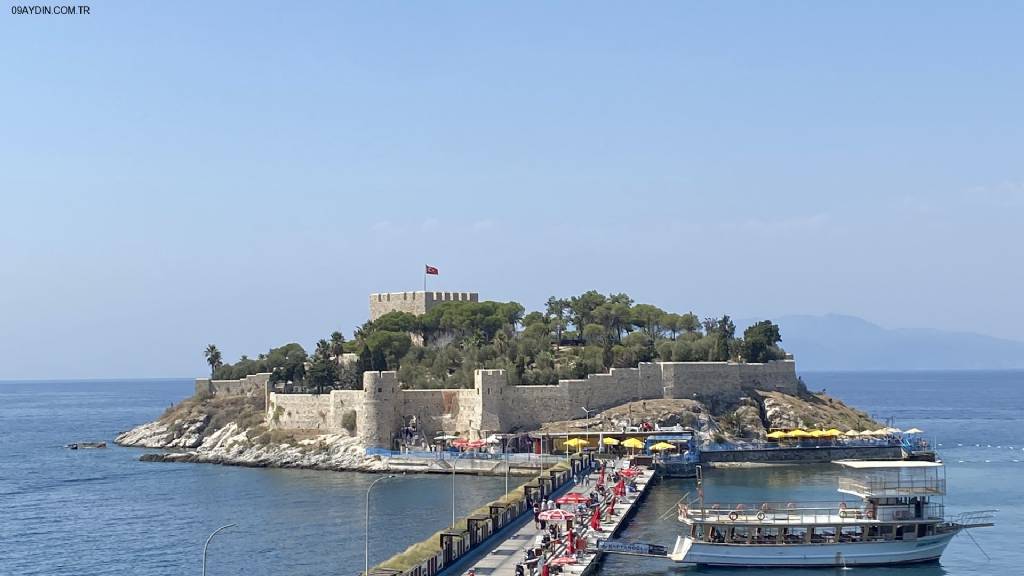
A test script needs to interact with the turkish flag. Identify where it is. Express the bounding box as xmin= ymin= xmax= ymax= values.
xmin=425 ymin=265 xmax=439 ymax=275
